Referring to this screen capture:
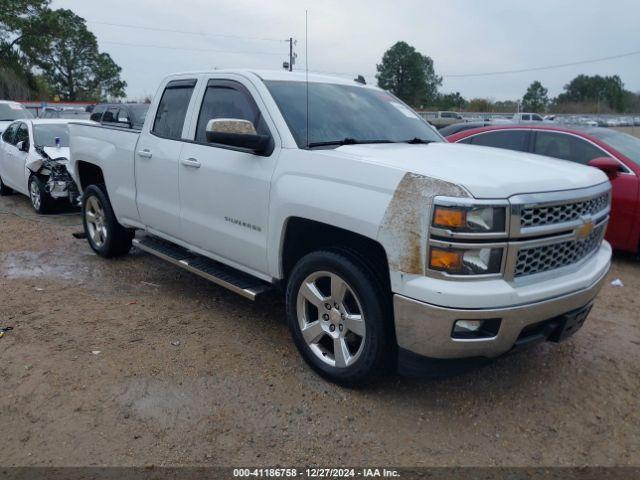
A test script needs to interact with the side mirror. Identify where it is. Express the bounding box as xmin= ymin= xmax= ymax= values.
xmin=588 ymin=157 xmax=620 ymax=180
xmin=205 ymin=118 xmax=270 ymax=154
xmin=16 ymin=141 xmax=29 ymax=152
